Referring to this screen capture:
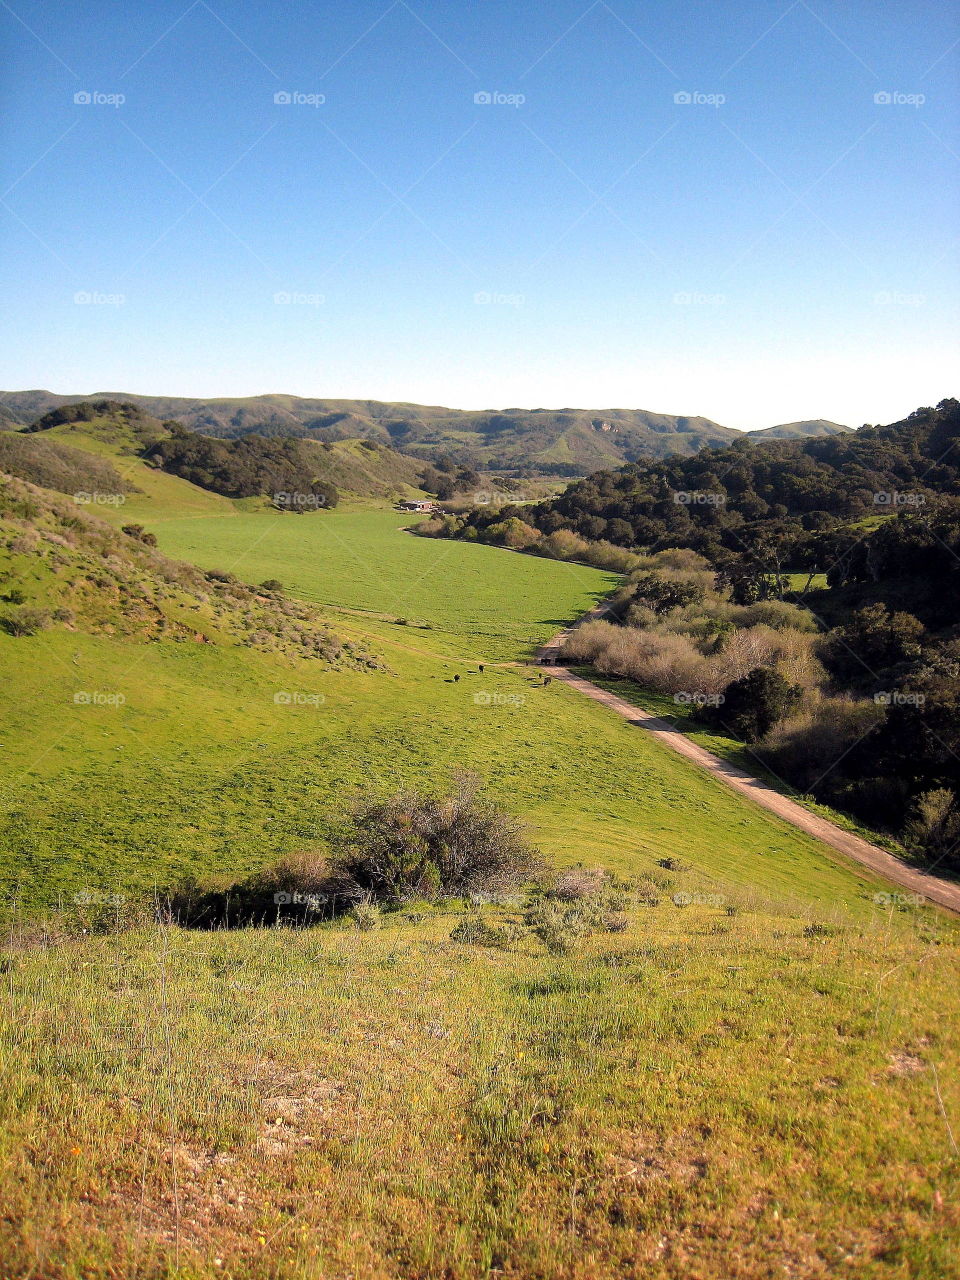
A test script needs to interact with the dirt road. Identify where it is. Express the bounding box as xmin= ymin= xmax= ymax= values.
xmin=537 ymin=622 xmax=960 ymax=915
